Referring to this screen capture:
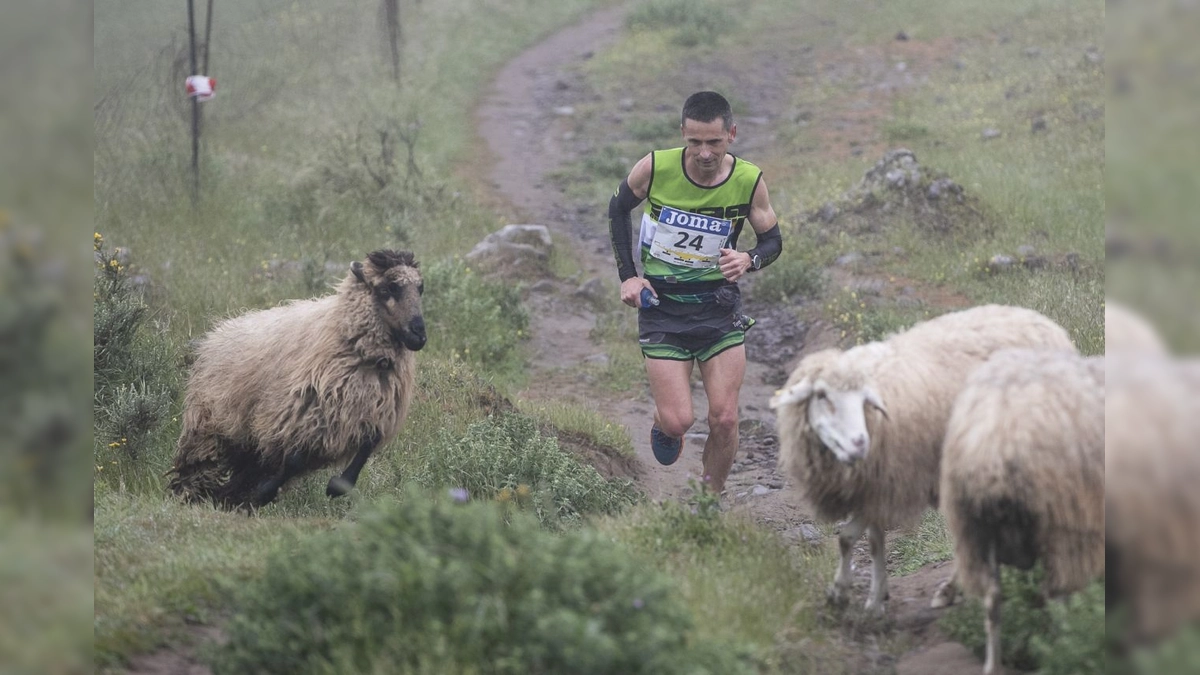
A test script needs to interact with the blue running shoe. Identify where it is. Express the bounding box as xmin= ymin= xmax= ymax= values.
xmin=650 ymin=425 xmax=683 ymax=465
